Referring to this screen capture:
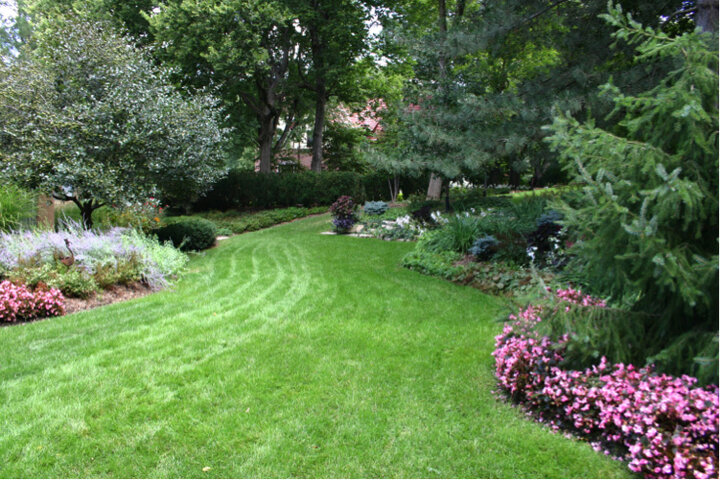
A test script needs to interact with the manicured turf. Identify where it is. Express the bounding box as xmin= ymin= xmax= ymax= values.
xmin=0 ymin=215 xmax=630 ymax=478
